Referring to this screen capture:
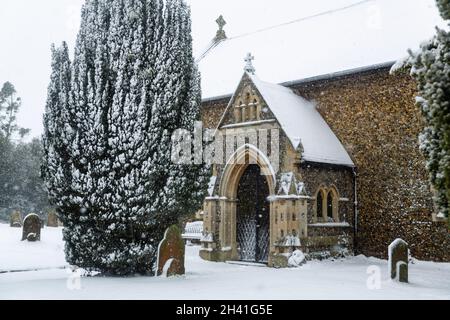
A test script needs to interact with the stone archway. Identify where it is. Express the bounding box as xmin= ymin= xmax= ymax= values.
xmin=217 ymin=144 xmax=276 ymax=262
